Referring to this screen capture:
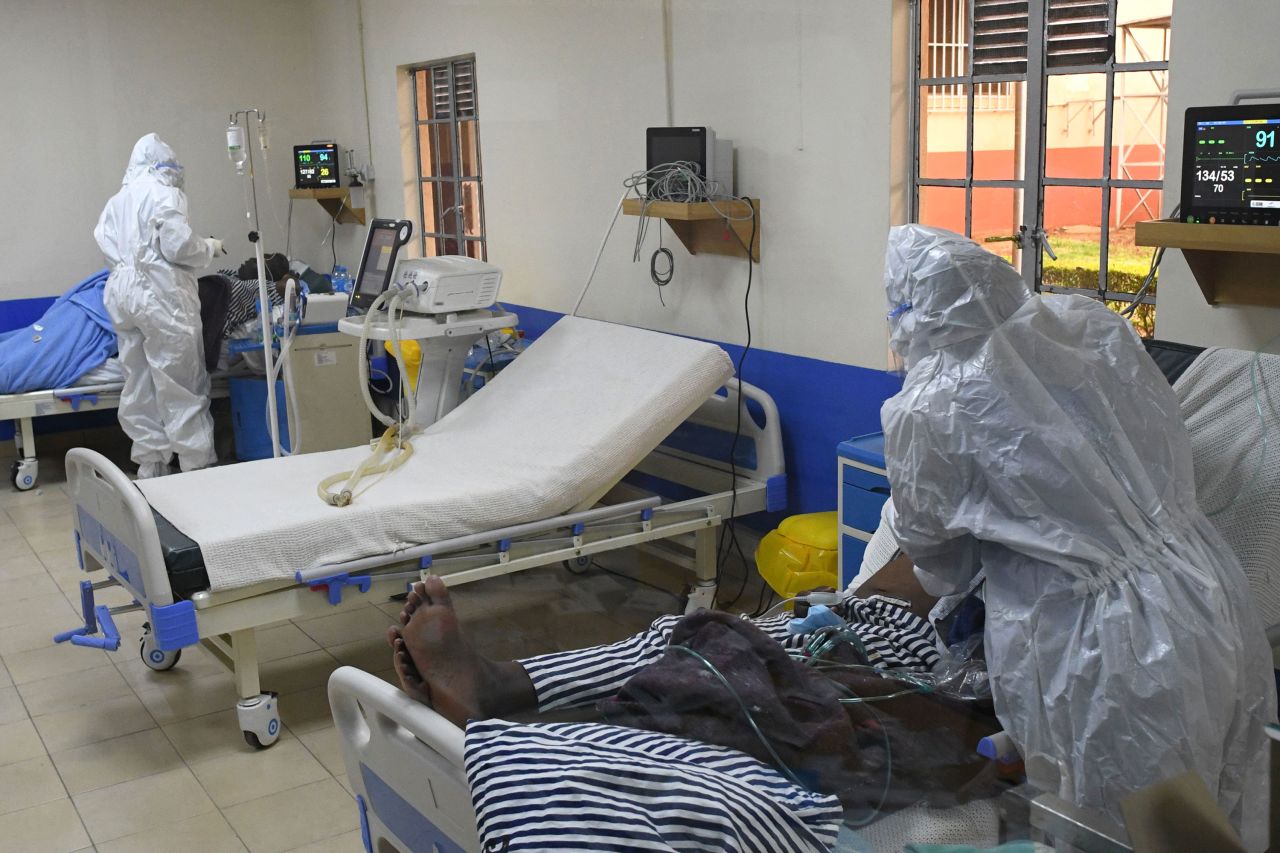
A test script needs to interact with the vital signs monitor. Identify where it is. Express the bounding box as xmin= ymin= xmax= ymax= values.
xmin=1182 ymin=104 xmax=1280 ymax=225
